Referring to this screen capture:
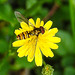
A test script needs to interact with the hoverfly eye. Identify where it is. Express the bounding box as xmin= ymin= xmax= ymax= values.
xmin=40 ymin=26 xmax=45 ymax=34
